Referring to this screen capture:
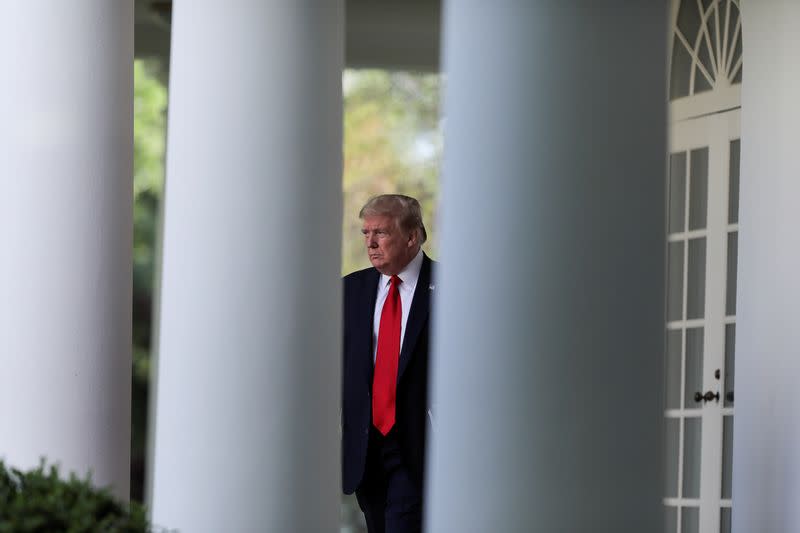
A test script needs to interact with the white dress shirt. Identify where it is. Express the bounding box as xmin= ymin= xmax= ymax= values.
xmin=372 ymin=248 xmax=424 ymax=363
